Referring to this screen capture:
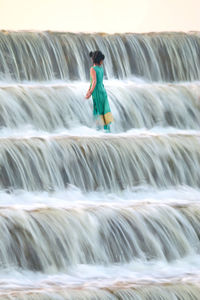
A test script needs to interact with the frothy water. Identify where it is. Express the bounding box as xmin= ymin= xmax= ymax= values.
xmin=0 ymin=31 xmax=200 ymax=82
xmin=1 ymin=31 xmax=200 ymax=299
xmin=0 ymin=200 xmax=200 ymax=270
xmin=1 ymin=134 xmax=200 ymax=191
xmin=1 ymin=81 xmax=200 ymax=132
